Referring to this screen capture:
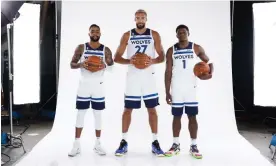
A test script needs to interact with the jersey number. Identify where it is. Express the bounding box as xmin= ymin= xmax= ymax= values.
xmin=182 ymin=60 xmax=186 ymax=69
xmin=135 ymin=45 xmax=148 ymax=54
